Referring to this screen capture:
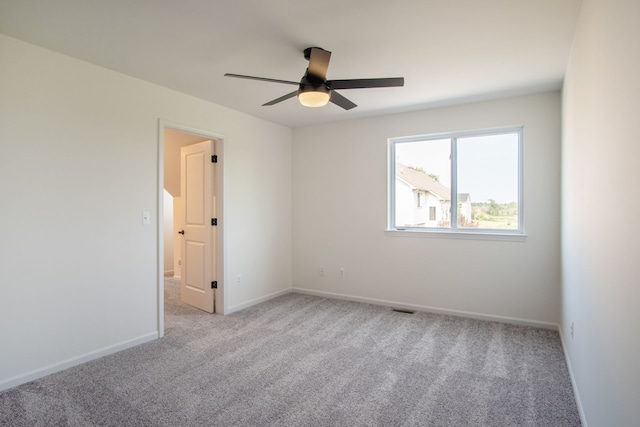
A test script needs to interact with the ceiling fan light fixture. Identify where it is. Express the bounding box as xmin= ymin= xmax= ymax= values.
xmin=298 ymin=85 xmax=330 ymax=108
